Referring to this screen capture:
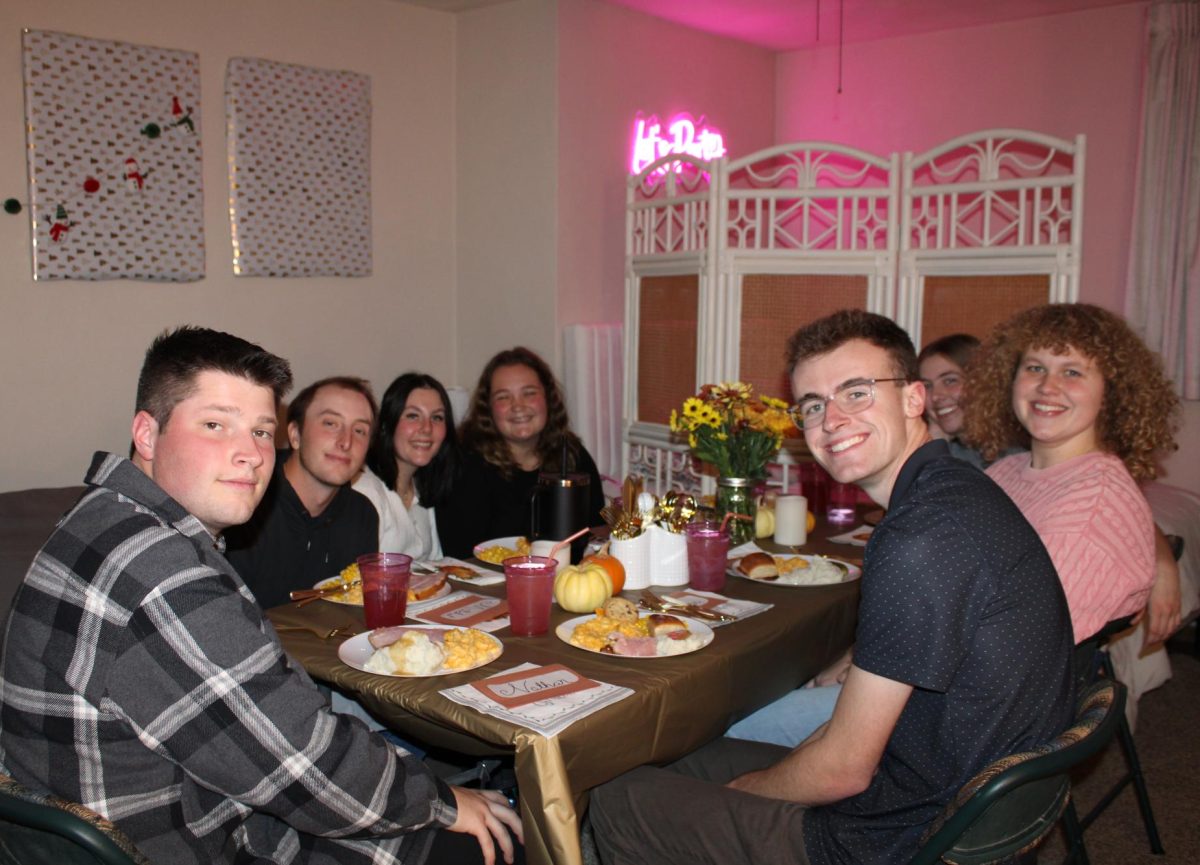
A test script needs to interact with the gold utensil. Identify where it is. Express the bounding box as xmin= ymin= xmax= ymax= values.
xmin=638 ymin=589 xmax=736 ymax=623
xmin=274 ymin=624 xmax=359 ymax=639
xmin=289 ymin=579 xmax=361 ymax=602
